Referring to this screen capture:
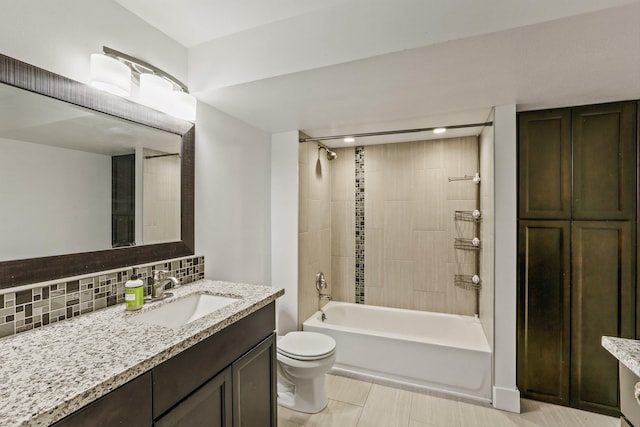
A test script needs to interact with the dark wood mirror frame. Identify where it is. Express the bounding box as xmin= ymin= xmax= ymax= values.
xmin=0 ymin=54 xmax=195 ymax=290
